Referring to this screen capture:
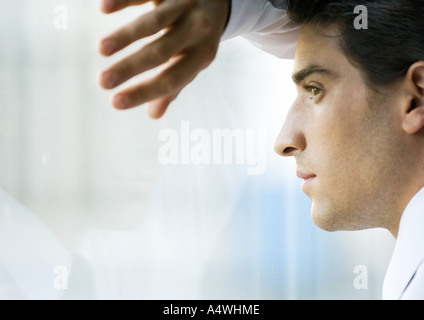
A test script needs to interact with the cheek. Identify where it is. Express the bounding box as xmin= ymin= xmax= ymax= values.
xmin=306 ymin=97 xmax=379 ymax=200
xmin=308 ymin=113 xmax=361 ymax=174
xmin=307 ymin=106 xmax=397 ymax=227
xmin=309 ymin=88 xmax=372 ymax=167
